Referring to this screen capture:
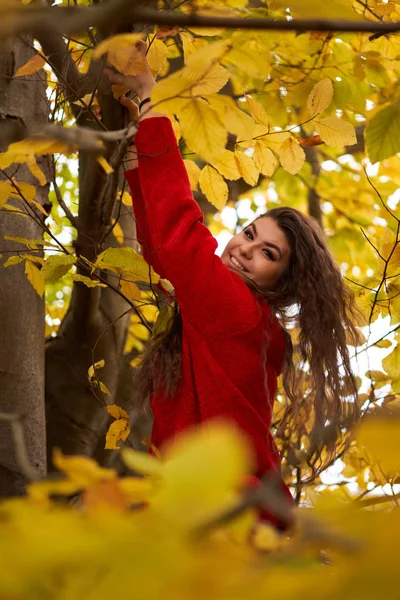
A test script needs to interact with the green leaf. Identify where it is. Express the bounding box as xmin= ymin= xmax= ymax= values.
xmin=42 ymin=254 xmax=76 ymax=283
xmin=95 ymin=247 xmax=160 ymax=284
xmin=365 ymin=102 xmax=400 ymax=164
